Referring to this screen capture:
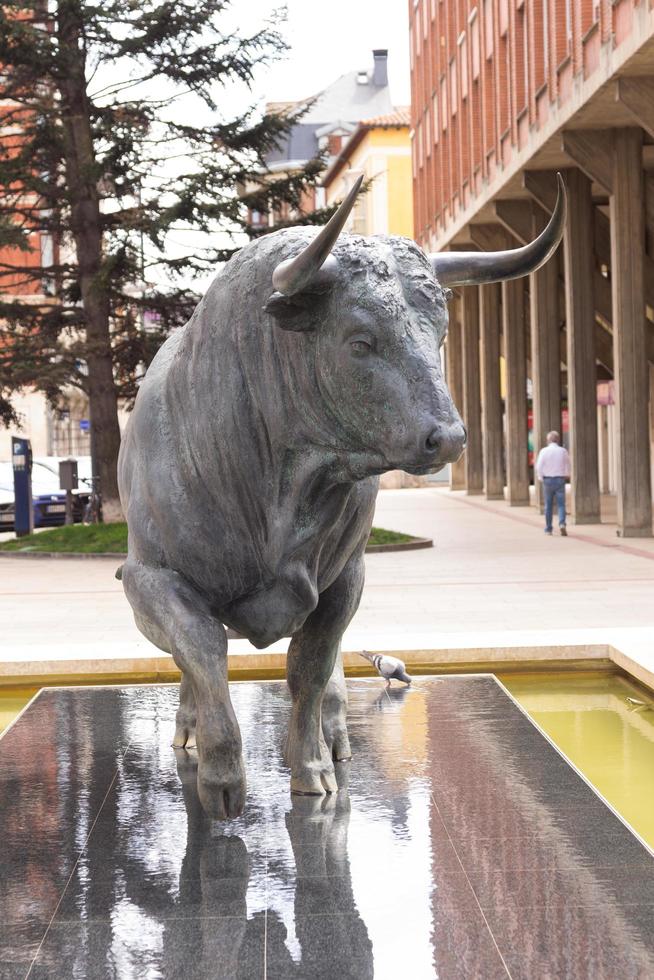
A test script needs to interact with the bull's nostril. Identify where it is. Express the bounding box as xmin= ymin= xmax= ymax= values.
xmin=425 ymin=430 xmax=440 ymax=453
